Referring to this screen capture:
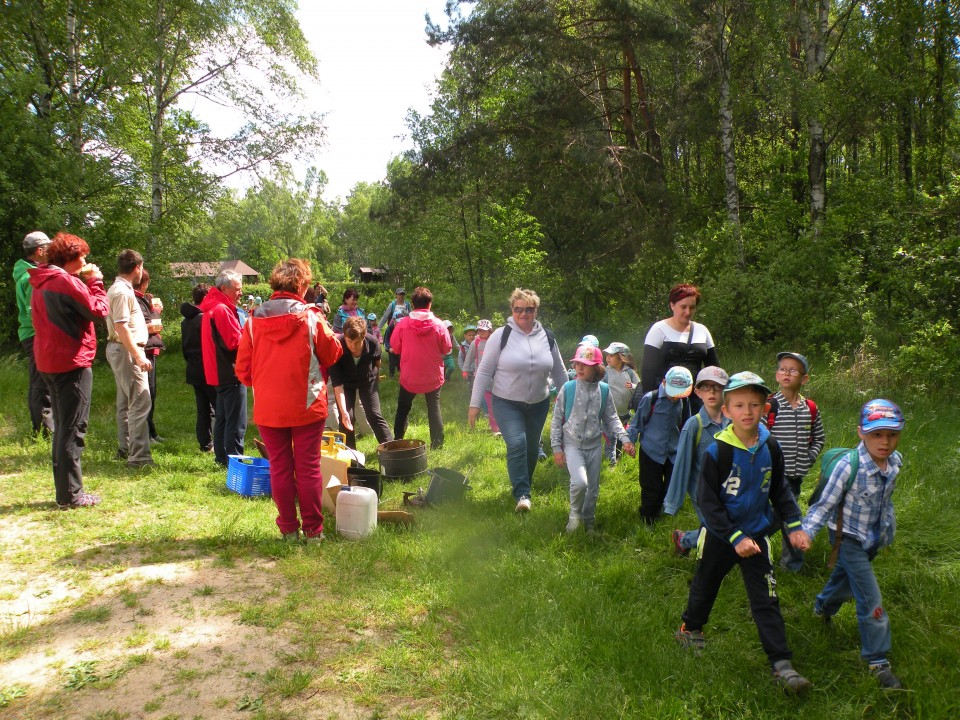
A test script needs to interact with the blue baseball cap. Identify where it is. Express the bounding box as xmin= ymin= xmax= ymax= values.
xmin=664 ymin=366 xmax=694 ymax=398
xmin=777 ymin=352 xmax=809 ymax=374
xmin=580 ymin=334 xmax=600 ymax=348
xmin=860 ymin=399 xmax=905 ymax=433
xmin=724 ymin=371 xmax=771 ymax=396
